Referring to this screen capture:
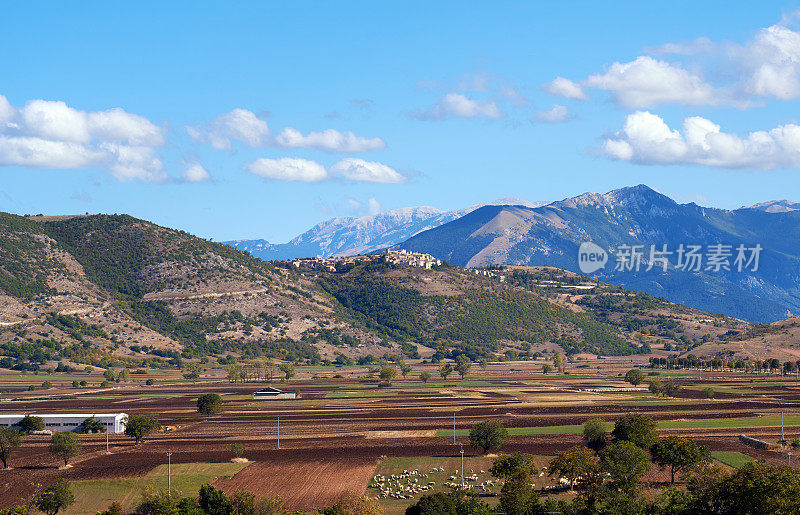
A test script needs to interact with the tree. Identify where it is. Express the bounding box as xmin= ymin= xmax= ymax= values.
xmin=542 ymin=364 xmax=552 ymax=374
xmin=553 ymin=352 xmax=564 ymax=373
xmin=601 ymin=441 xmax=650 ymax=494
xmin=399 ymin=360 xmax=412 ymax=379
xmin=548 ymin=445 xmax=600 ymax=489
xmin=49 ymin=432 xmax=82 ymax=466
xmin=469 ymin=420 xmax=508 ymax=454
xmin=35 ymin=479 xmax=74 ymax=515
xmin=198 ymin=484 xmax=232 ymax=514
xmin=117 ymin=369 xmax=130 ymax=382
xmin=379 ymin=366 xmax=397 ymax=385
xmin=197 ymin=393 xmax=223 ymax=416
xmin=103 ymin=369 xmax=116 ymax=382
xmin=419 ymin=371 xmax=431 ymax=383
xmin=454 ymin=355 xmax=471 ymax=380
xmin=41 ymin=381 xmax=52 ymax=389
xmin=651 ymin=436 xmax=711 ymax=484
xmin=625 ymin=368 xmax=645 ymax=386
xmin=438 ymin=362 xmax=453 ymax=380
xmin=183 ymin=362 xmax=201 ymax=381
xmin=662 ymin=383 xmax=680 ymax=397
xmin=225 ymin=364 xmax=239 ymax=383
xmin=611 ymin=413 xmax=658 ymax=449
xmin=649 ymin=381 xmax=663 ymax=396
xmin=690 ymin=460 xmax=800 ymax=514
xmin=489 ymin=453 xmax=540 ymax=515
xmin=124 ymin=414 xmax=160 ymax=444
xmin=230 ymin=442 xmax=245 ymax=458
xmin=79 ymin=416 xmax=106 ymax=433
xmin=0 ymin=428 xmax=21 ymax=468
xmin=18 ymin=415 xmax=44 ymax=435
xmin=583 ymin=418 xmax=607 ymax=453
xmin=279 ymin=362 xmax=295 ymax=382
